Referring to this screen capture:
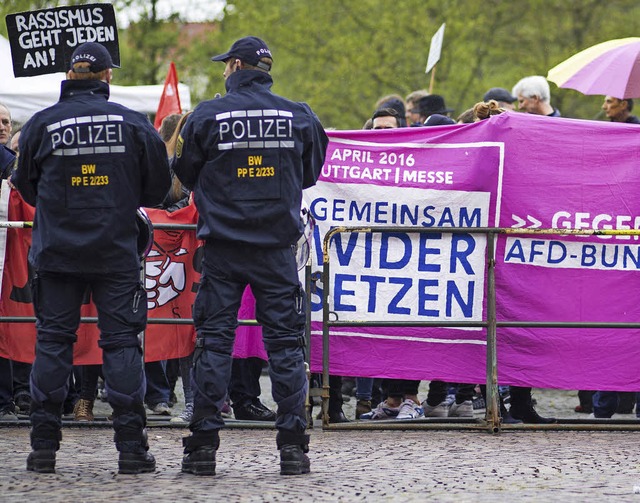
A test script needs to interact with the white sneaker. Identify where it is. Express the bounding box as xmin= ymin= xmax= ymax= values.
xmin=0 ymin=408 xmax=18 ymax=421
xmin=396 ymin=399 xmax=425 ymax=420
xmin=421 ymin=399 xmax=449 ymax=417
xmin=359 ymin=401 xmax=400 ymax=420
xmin=448 ymin=400 xmax=473 ymax=417
xmin=170 ymin=402 xmax=193 ymax=423
xmin=148 ymin=402 xmax=171 ymax=416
